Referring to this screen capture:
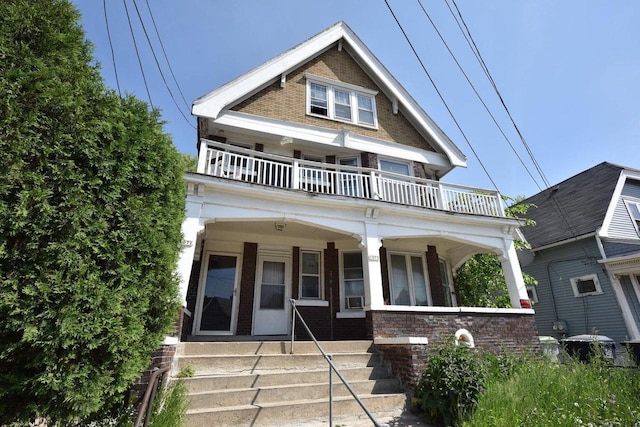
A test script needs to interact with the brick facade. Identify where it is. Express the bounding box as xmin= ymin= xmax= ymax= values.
xmin=232 ymin=45 xmax=436 ymax=153
xmin=368 ymin=309 xmax=540 ymax=389
xmin=237 ymin=242 xmax=258 ymax=335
